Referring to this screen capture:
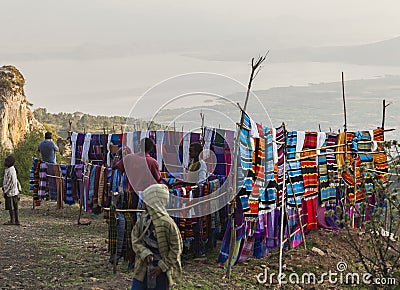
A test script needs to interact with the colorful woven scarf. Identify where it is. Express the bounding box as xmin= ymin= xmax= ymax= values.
xmin=286 ymin=131 xmax=298 ymax=160
xmin=264 ymin=127 xmax=277 ymax=211
xmin=372 ymin=128 xmax=388 ymax=181
xmin=286 ymin=161 xmax=304 ymax=207
xmin=318 ymin=138 xmax=336 ymax=205
xmin=276 ymin=126 xmax=285 ymax=206
xmin=287 ymin=207 xmax=303 ymax=248
xmin=38 ymin=162 xmax=48 ymax=201
xmin=300 ymin=132 xmax=319 ymax=198
xmin=325 ymin=133 xmax=339 ymax=186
